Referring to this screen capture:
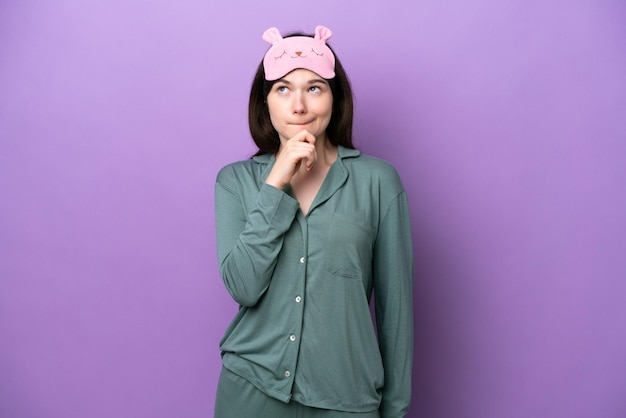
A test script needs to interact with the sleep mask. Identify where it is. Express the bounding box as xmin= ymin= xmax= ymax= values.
xmin=262 ymin=25 xmax=336 ymax=81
